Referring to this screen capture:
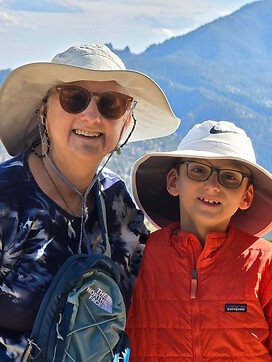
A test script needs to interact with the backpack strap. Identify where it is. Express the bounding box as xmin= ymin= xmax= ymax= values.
xmin=95 ymin=180 xmax=111 ymax=258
